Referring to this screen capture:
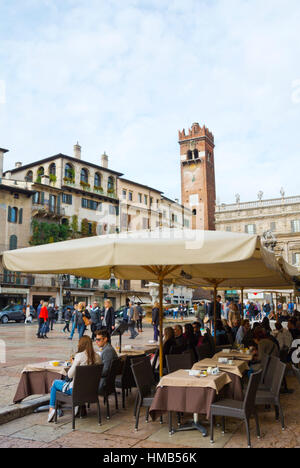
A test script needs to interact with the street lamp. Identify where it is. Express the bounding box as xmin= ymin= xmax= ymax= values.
xmin=57 ymin=274 xmax=68 ymax=323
